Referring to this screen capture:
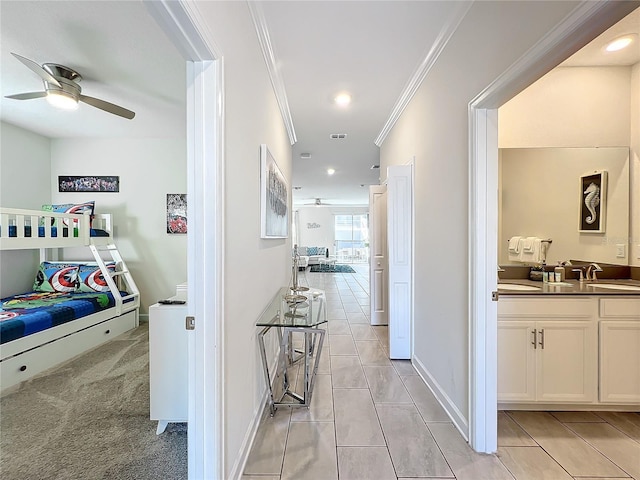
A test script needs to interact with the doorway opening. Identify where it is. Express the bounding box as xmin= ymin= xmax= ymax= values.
xmin=468 ymin=0 xmax=636 ymax=454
